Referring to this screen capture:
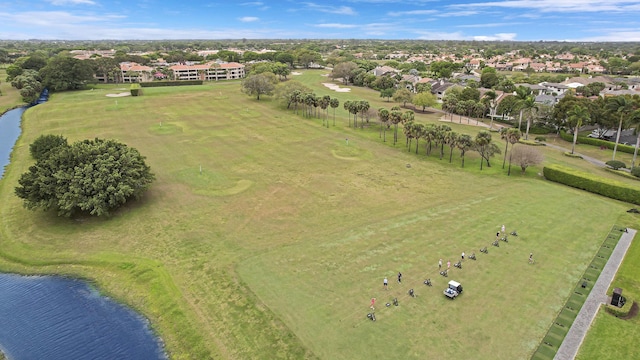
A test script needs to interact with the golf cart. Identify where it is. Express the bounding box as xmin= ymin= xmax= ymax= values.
xmin=443 ymin=280 xmax=463 ymax=299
